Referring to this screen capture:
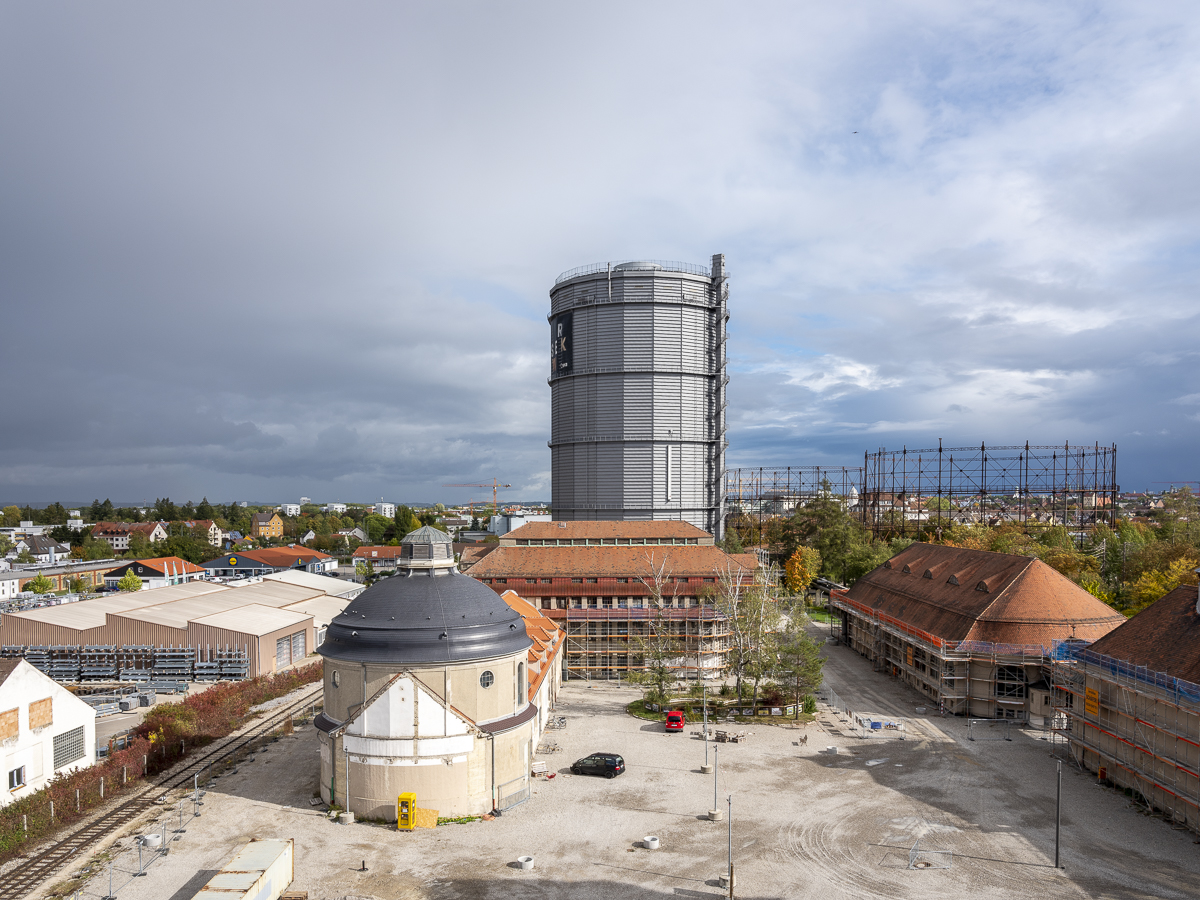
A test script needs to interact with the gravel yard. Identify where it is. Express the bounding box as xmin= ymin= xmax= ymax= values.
xmin=43 ymin=639 xmax=1200 ymax=900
